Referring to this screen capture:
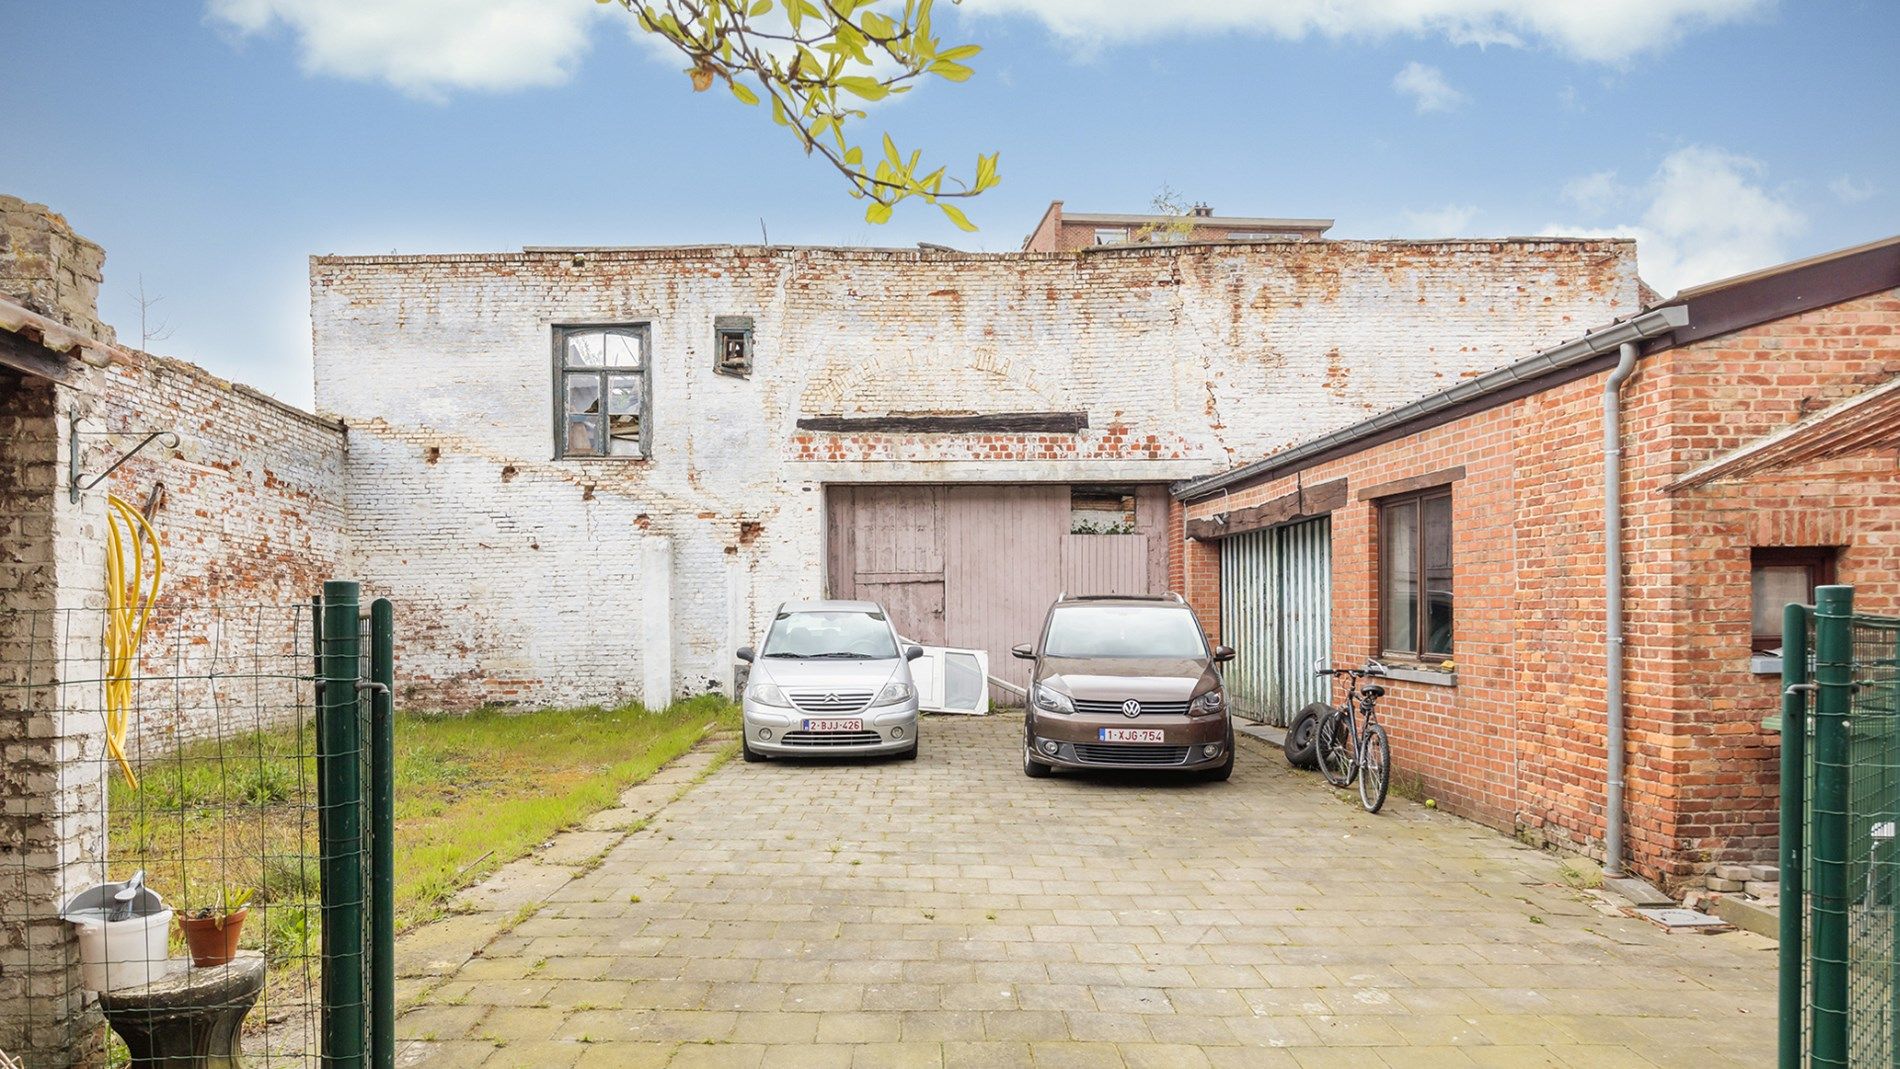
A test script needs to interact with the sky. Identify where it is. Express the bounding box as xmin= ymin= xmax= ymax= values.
xmin=4 ymin=1 xmax=1897 ymax=407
